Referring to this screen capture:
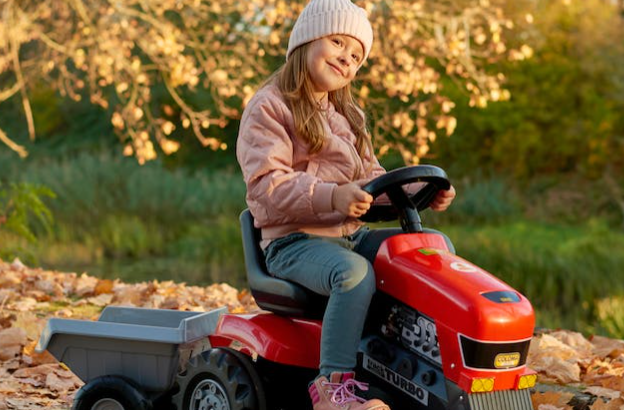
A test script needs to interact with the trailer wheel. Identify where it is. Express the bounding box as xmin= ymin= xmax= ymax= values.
xmin=172 ymin=348 xmax=265 ymax=410
xmin=72 ymin=375 xmax=152 ymax=410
